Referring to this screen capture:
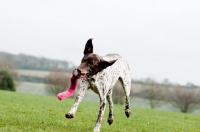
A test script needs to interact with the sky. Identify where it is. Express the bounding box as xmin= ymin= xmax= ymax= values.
xmin=0 ymin=0 xmax=200 ymax=85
